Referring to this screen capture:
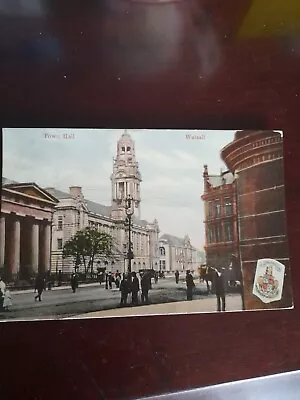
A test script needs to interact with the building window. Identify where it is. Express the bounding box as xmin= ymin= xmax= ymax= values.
xmin=119 ymin=182 xmax=124 ymax=196
xmin=57 ymin=239 xmax=63 ymax=250
xmin=224 ymin=197 xmax=232 ymax=216
xmin=160 ymin=247 xmax=166 ymax=256
xmin=208 ymin=201 xmax=213 ymax=218
xmin=208 ymin=227 xmax=214 ymax=244
xmin=224 ymin=222 xmax=233 ymax=242
xmin=215 ymin=200 xmax=221 ymax=217
xmin=121 ymin=146 xmax=125 ymax=152
xmin=57 ymin=216 xmax=63 ymax=231
xmin=216 ymin=224 xmax=222 ymax=242
xmin=127 ymin=146 xmax=131 ymax=152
